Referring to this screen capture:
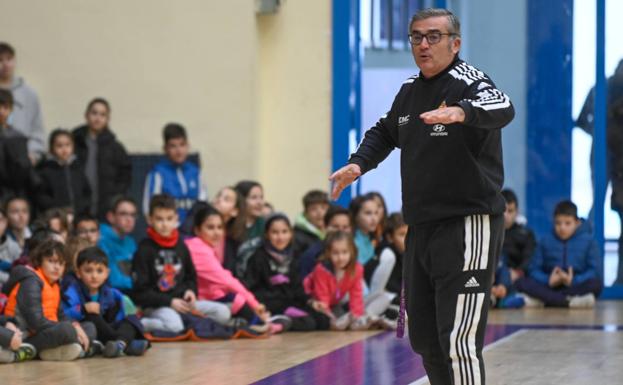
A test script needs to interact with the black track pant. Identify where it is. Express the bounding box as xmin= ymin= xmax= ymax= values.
xmin=404 ymin=214 xmax=503 ymax=385
xmin=84 ymin=314 xmax=139 ymax=343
